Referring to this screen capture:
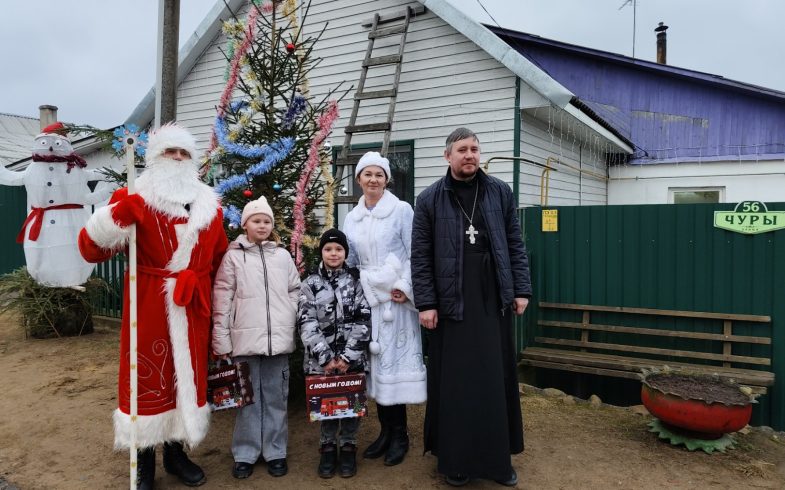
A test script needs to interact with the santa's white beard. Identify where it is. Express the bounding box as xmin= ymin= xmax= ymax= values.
xmin=138 ymin=156 xmax=203 ymax=206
